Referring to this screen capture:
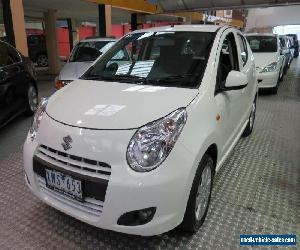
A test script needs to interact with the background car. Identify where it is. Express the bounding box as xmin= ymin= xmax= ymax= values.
xmin=0 ymin=40 xmax=38 ymax=128
xmin=54 ymin=37 xmax=121 ymax=89
xmin=24 ymin=25 xmax=257 ymax=236
xmin=286 ymin=33 xmax=299 ymax=58
xmin=246 ymin=33 xmax=284 ymax=94
xmin=27 ymin=34 xmax=48 ymax=67
xmin=279 ymin=35 xmax=293 ymax=71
